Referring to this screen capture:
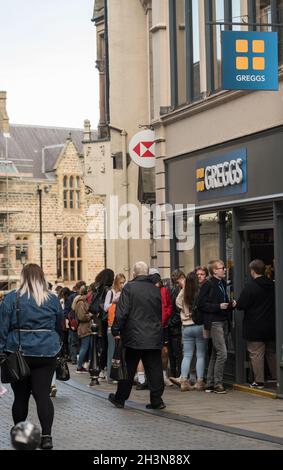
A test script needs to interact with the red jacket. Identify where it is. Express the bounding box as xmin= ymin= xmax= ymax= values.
xmin=161 ymin=287 xmax=173 ymax=327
